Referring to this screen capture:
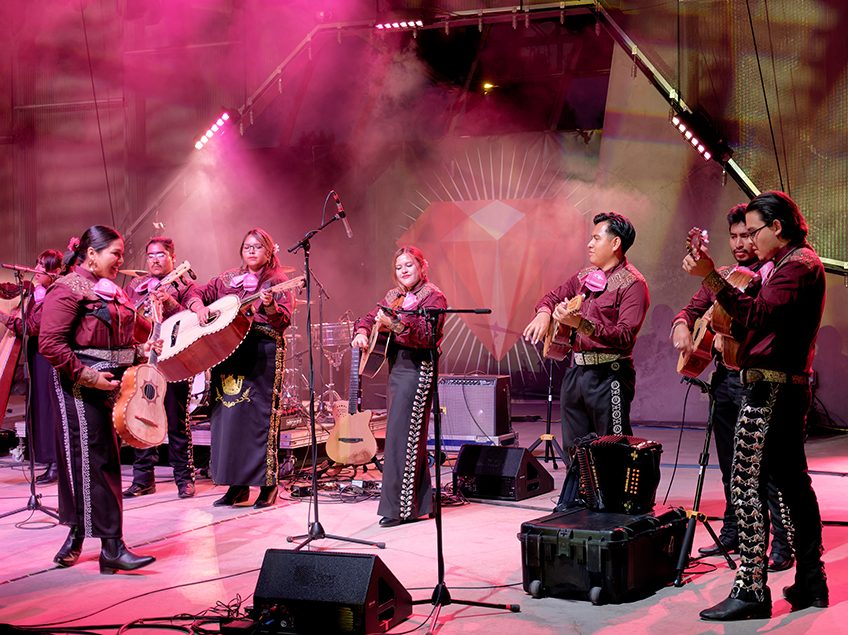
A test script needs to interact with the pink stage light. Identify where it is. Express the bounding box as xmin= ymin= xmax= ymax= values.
xmin=194 ymin=111 xmax=231 ymax=150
